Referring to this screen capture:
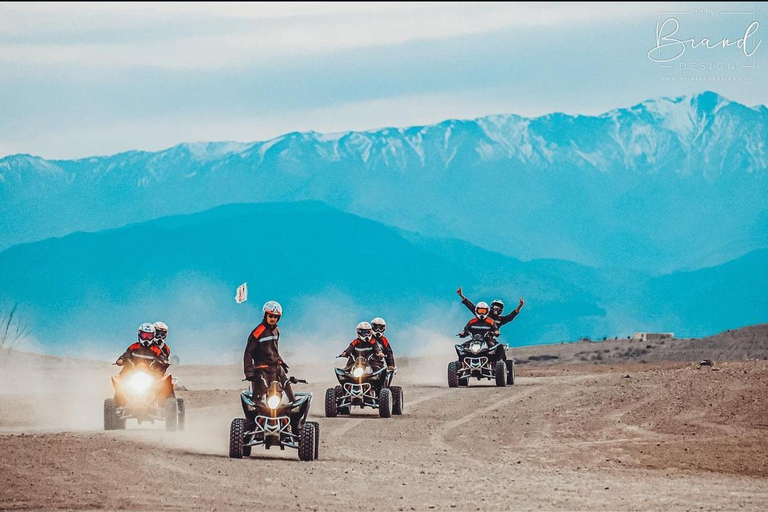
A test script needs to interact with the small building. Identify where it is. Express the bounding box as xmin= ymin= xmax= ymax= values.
xmin=633 ymin=332 xmax=674 ymax=342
